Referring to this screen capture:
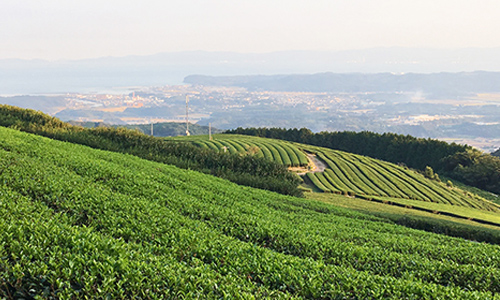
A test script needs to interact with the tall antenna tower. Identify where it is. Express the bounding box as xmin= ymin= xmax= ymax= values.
xmin=185 ymin=95 xmax=190 ymax=136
